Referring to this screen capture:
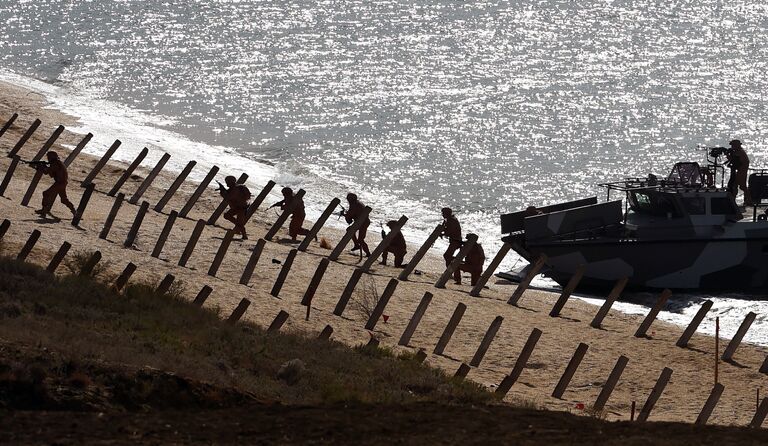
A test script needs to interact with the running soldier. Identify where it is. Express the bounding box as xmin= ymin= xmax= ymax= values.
xmin=345 ymin=193 xmax=371 ymax=257
xmin=219 ymin=175 xmax=251 ymax=240
xmin=271 ymin=187 xmax=311 ymax=241
xmin=380 ymin=220 xmax=407 ymax=267
xmin=440 ymin=207 xmax=462 ymax=266
xmin=35 ymin=151 xmax=76 ymax=219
